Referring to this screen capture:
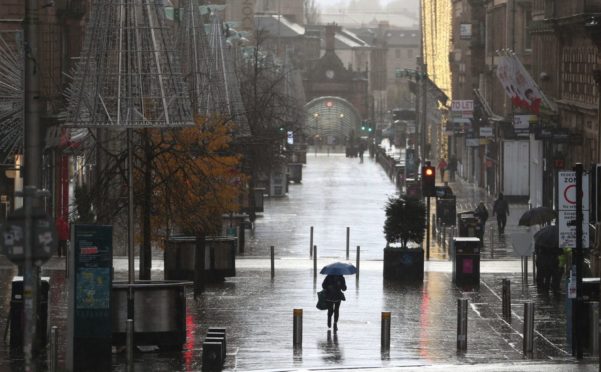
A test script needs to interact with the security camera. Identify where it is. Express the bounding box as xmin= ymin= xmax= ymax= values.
xmin=539 ymin=72 xmax=550 ymax=81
